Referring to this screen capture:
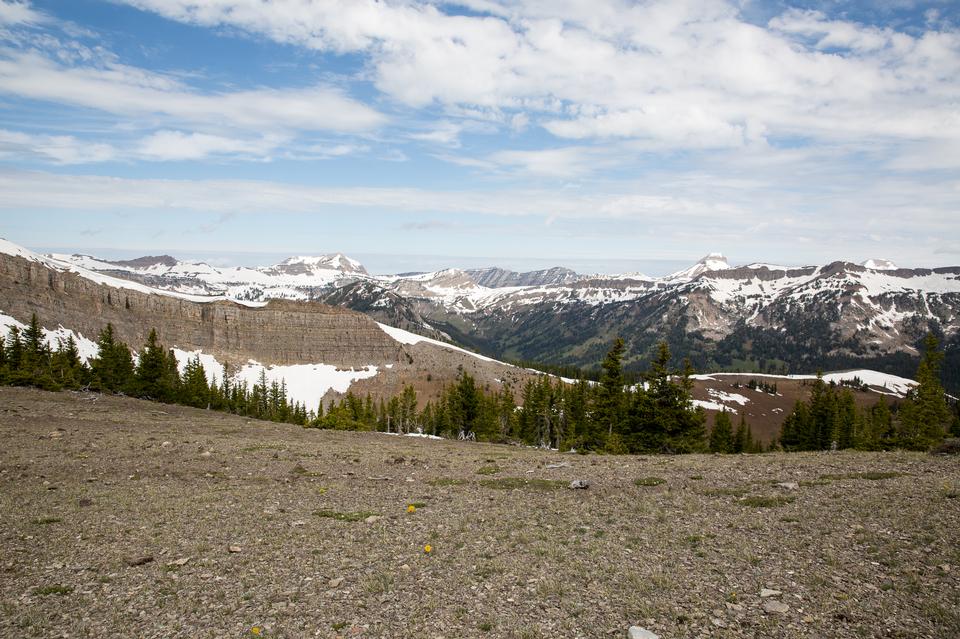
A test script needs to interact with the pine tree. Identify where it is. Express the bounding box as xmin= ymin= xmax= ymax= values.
xmin=733 ymin=414 xmax=750 ymax=453
xmin=836 ymin=389 xmax=856 ymax=449
xmin=51 ymin=335 xmax=86 ymax=389
xmin=709 ymin=409 xmax=734 ymax=453
xmin=898 ymin=333 xmax=951 ymax=448
xmin=90 ymin=324 xmax=134 ymax=393
xmin=595 ymin=337 xmax=625 ymax=439
xmin=135 ymin=329 xmax=177 ymax=402
xmin=180 ymin=355 xmax=210 ymax=408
